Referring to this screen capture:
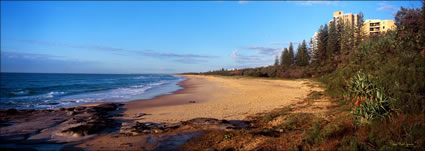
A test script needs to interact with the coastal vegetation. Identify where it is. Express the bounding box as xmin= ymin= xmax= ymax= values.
xmin=185 ymin=2 xmax=425 ymax=150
